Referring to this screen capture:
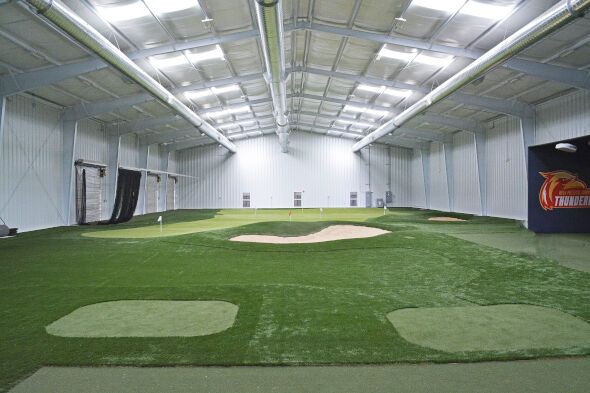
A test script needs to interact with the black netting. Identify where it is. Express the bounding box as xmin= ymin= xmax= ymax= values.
xmin=108 ymin=169 xmax=141 ymax=224
xmin=75 ymin=168 xmax=87 ymax=225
